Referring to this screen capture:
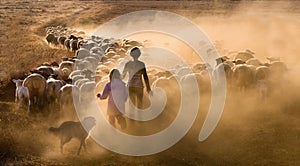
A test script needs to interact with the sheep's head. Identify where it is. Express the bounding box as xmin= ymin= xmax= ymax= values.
xmin=82 ymin=116 xmax=96 ymax=131
xmin=12 ymin=79 xmax=23 ymax=87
